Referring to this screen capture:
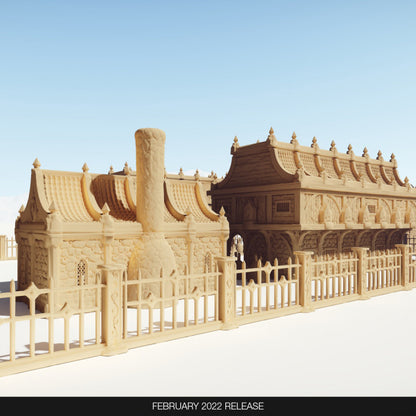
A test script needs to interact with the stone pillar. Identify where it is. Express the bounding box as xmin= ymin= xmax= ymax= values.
xmin=99 ymin=264 xmax=128 ymax=356
xmin=294 ymin=251 xmax=314 ymax=312
xmin=0 ymin=235 xmax=6 ymax=260
xmin=135 ymin=128 xmax=166 ymax=232
xmin=216 ymin=256 xmax=238 ymax=330
xmin=351 ymin=247 xmax=369 ymax=299
xmin=396 ymin=244 xmax=410 ymax=289
xmin=128 ymin=128 xmax=177 ymax=300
